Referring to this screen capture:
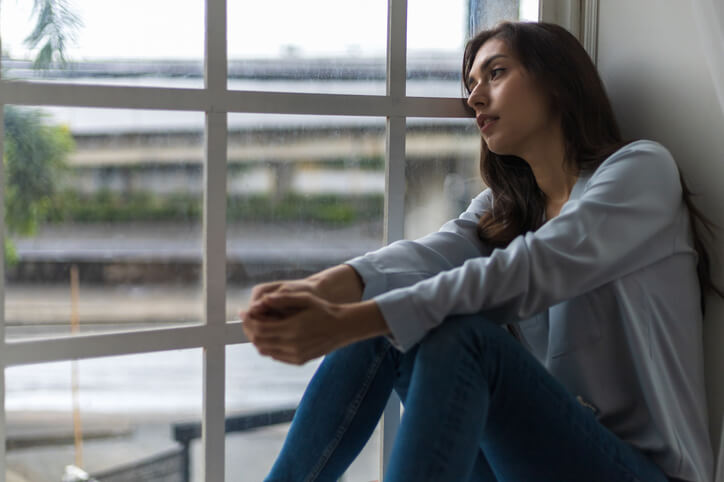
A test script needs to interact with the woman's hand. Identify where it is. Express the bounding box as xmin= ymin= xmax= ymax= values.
xmin=245 ymin=278 xmax=322 ymax=319
xmin=242 ymin=265 xmax=364 ymax=322
xmin=241 ymin=292 xmax=389 ymax=365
